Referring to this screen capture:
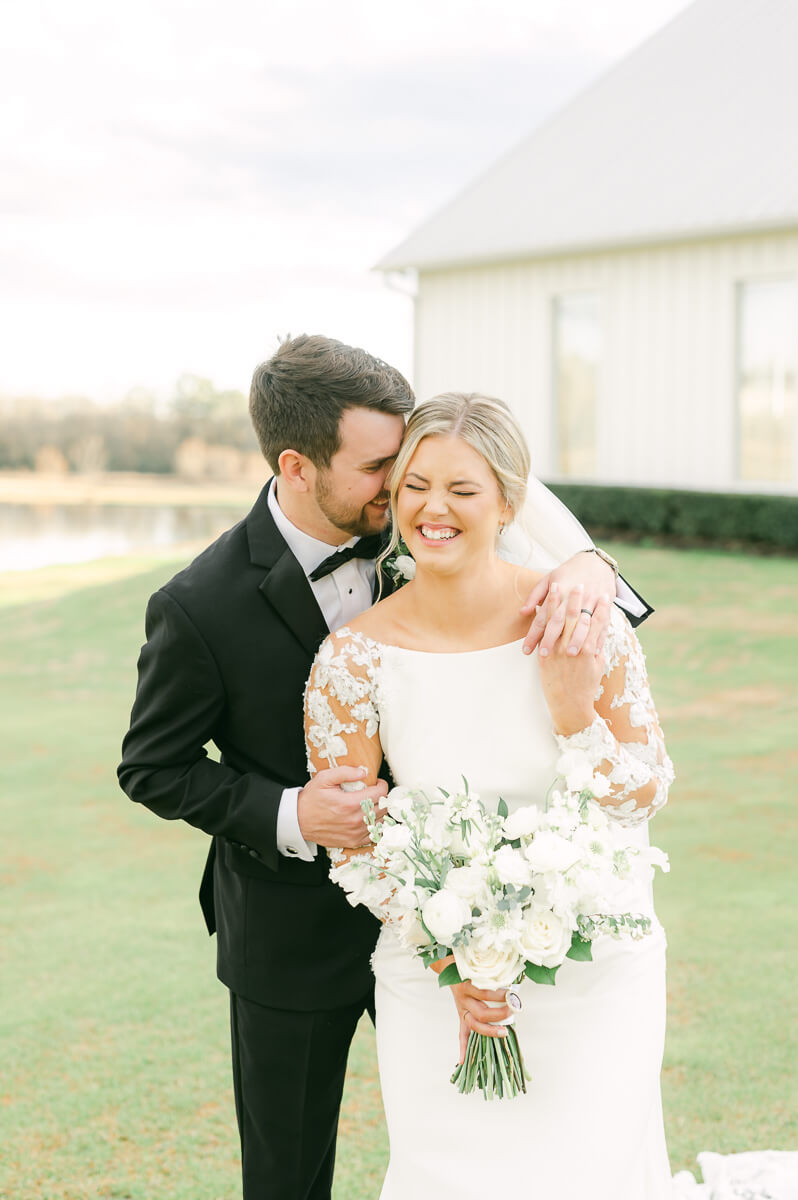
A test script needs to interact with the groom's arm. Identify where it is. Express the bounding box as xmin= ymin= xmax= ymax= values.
xmin=118 ymin=587 xmax=286 ymax=871
xmin=118 ymin=587 xmax=385 ymax=871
